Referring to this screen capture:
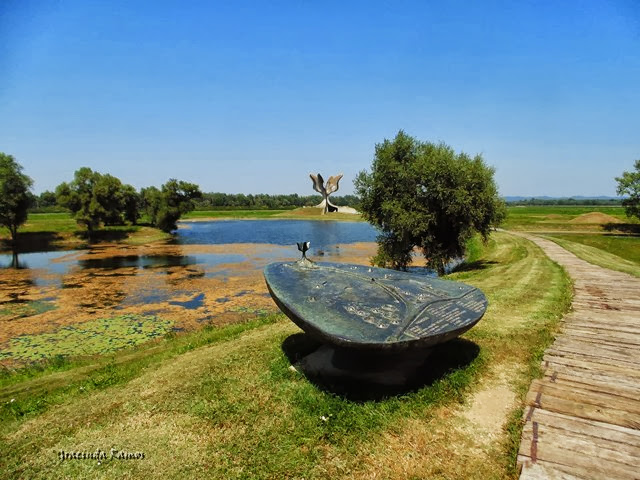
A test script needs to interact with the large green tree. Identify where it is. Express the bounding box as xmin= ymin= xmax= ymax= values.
xmin=616 ymin=160 xmax=640 ymax=220
xmin=355 ymin=131 xmax=505 ymax=274
xmin=142 ymin=180 xmax=201 ymax=232
xmin=0 ymin=153 xmax=33 ymax=245
xmin=55 ymin=168 xmax=140 ymax=233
